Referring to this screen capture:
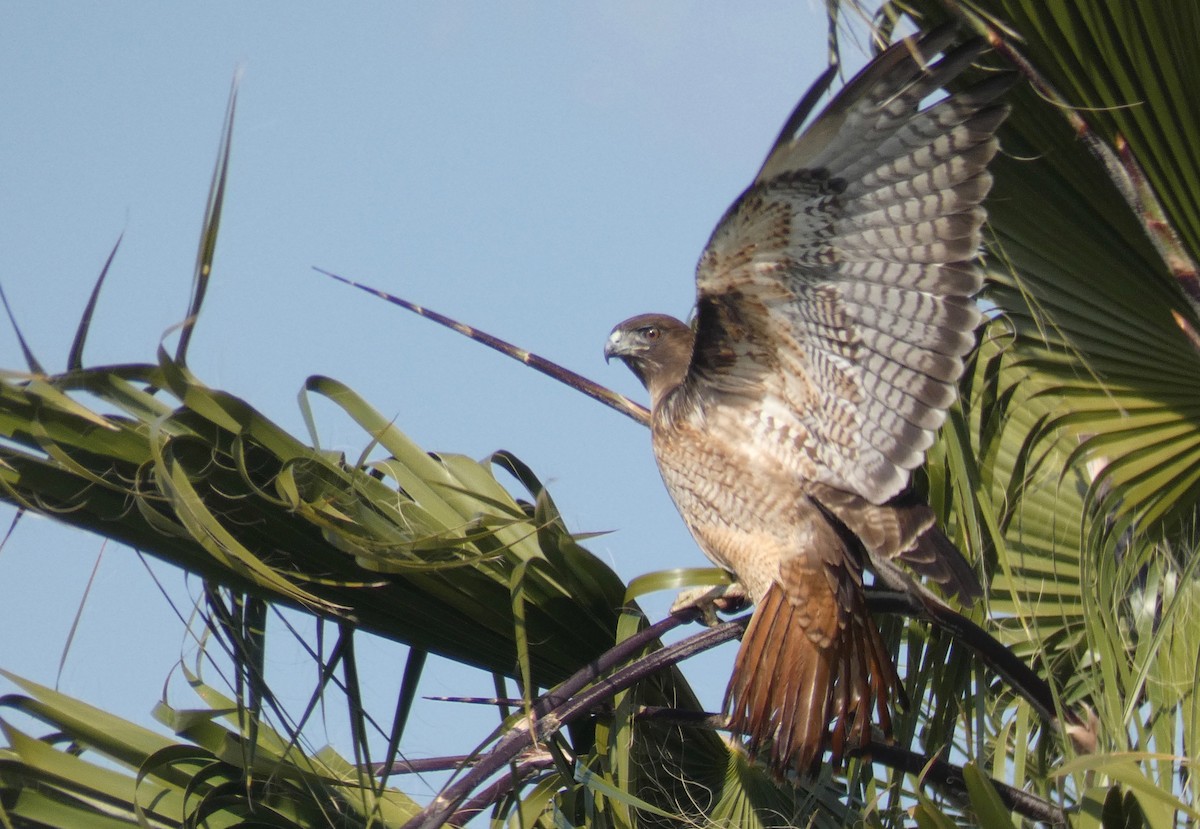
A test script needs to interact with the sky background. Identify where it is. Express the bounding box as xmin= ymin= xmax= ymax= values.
xmin=0 ymin=2 xmax=874 ymax=807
